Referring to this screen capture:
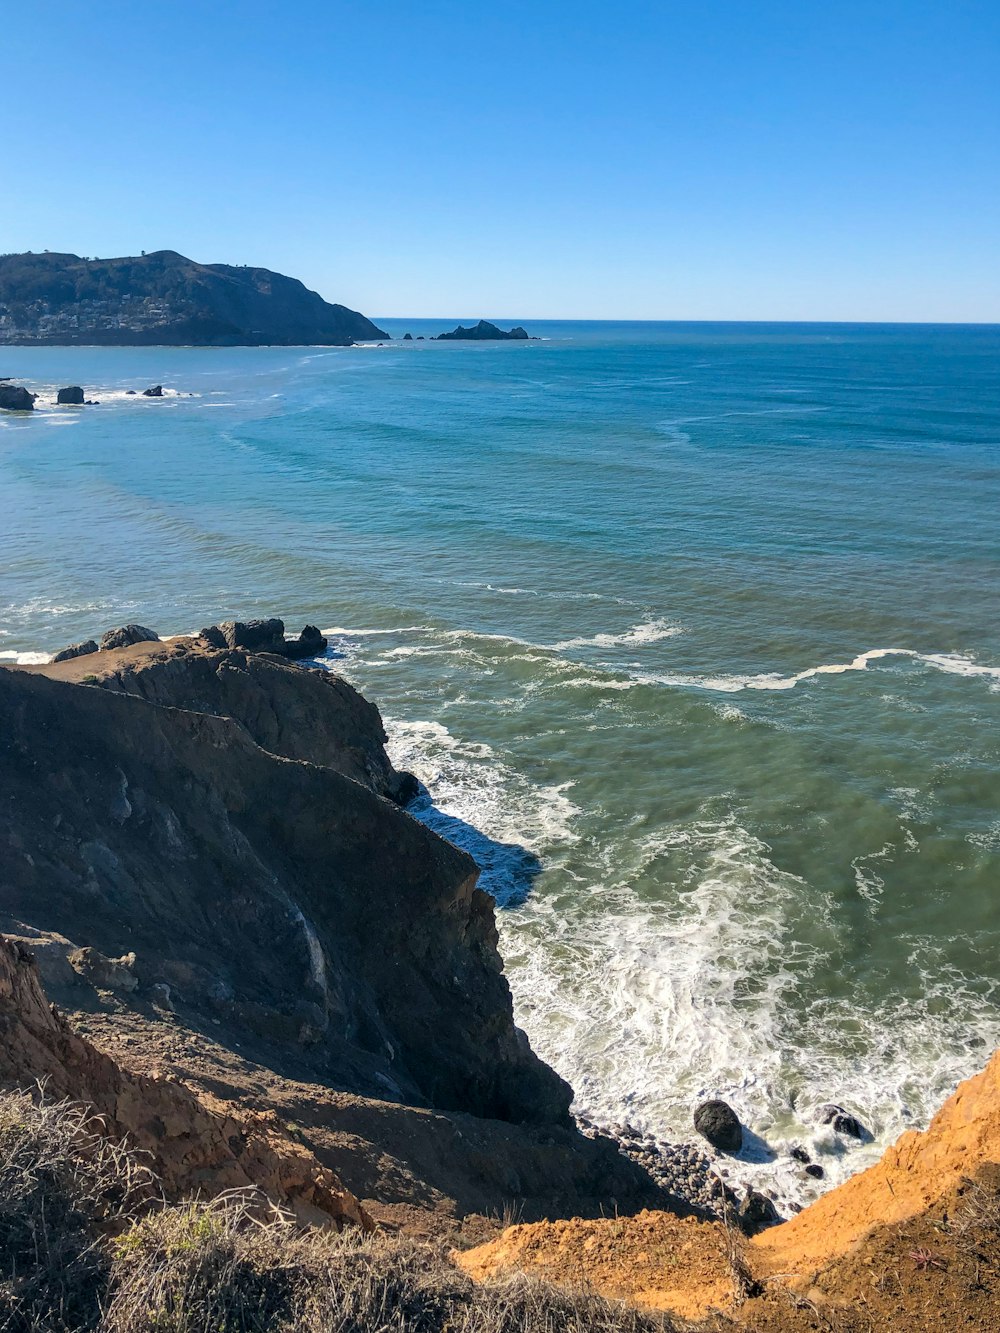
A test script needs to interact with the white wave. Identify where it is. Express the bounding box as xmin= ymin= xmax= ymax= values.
xmin=0 ymin=650 xmax=52 ymax=665
xmin=552 ymin=618 xmax=683 ymax=651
